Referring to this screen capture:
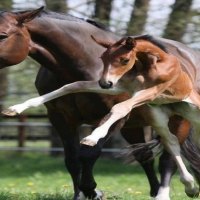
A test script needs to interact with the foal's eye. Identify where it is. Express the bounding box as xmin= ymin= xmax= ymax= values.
xmin=0 ymin=34 xmax=8 ymax=41
xmin=120 ymin=57 xmax=129 ymax=65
